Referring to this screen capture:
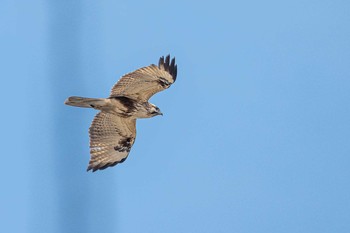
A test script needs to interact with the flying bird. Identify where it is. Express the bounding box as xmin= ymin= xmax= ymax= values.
xmin=65 ymin=55 xmax=177 ymax=172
